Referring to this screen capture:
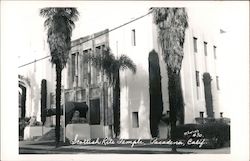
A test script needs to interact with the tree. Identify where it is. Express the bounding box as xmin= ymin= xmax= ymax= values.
xmin=148 ymin=50 xmax=163 ymax=138
xmin=84 ymin=47 xmax=136 ymax=138
xmin=152 ymin=8 xmax=188 ymax=152
xmin=40 ymin=8 xmax=79 ymax=147
xmin=41 ymin=79 xmax=47 ymax=126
